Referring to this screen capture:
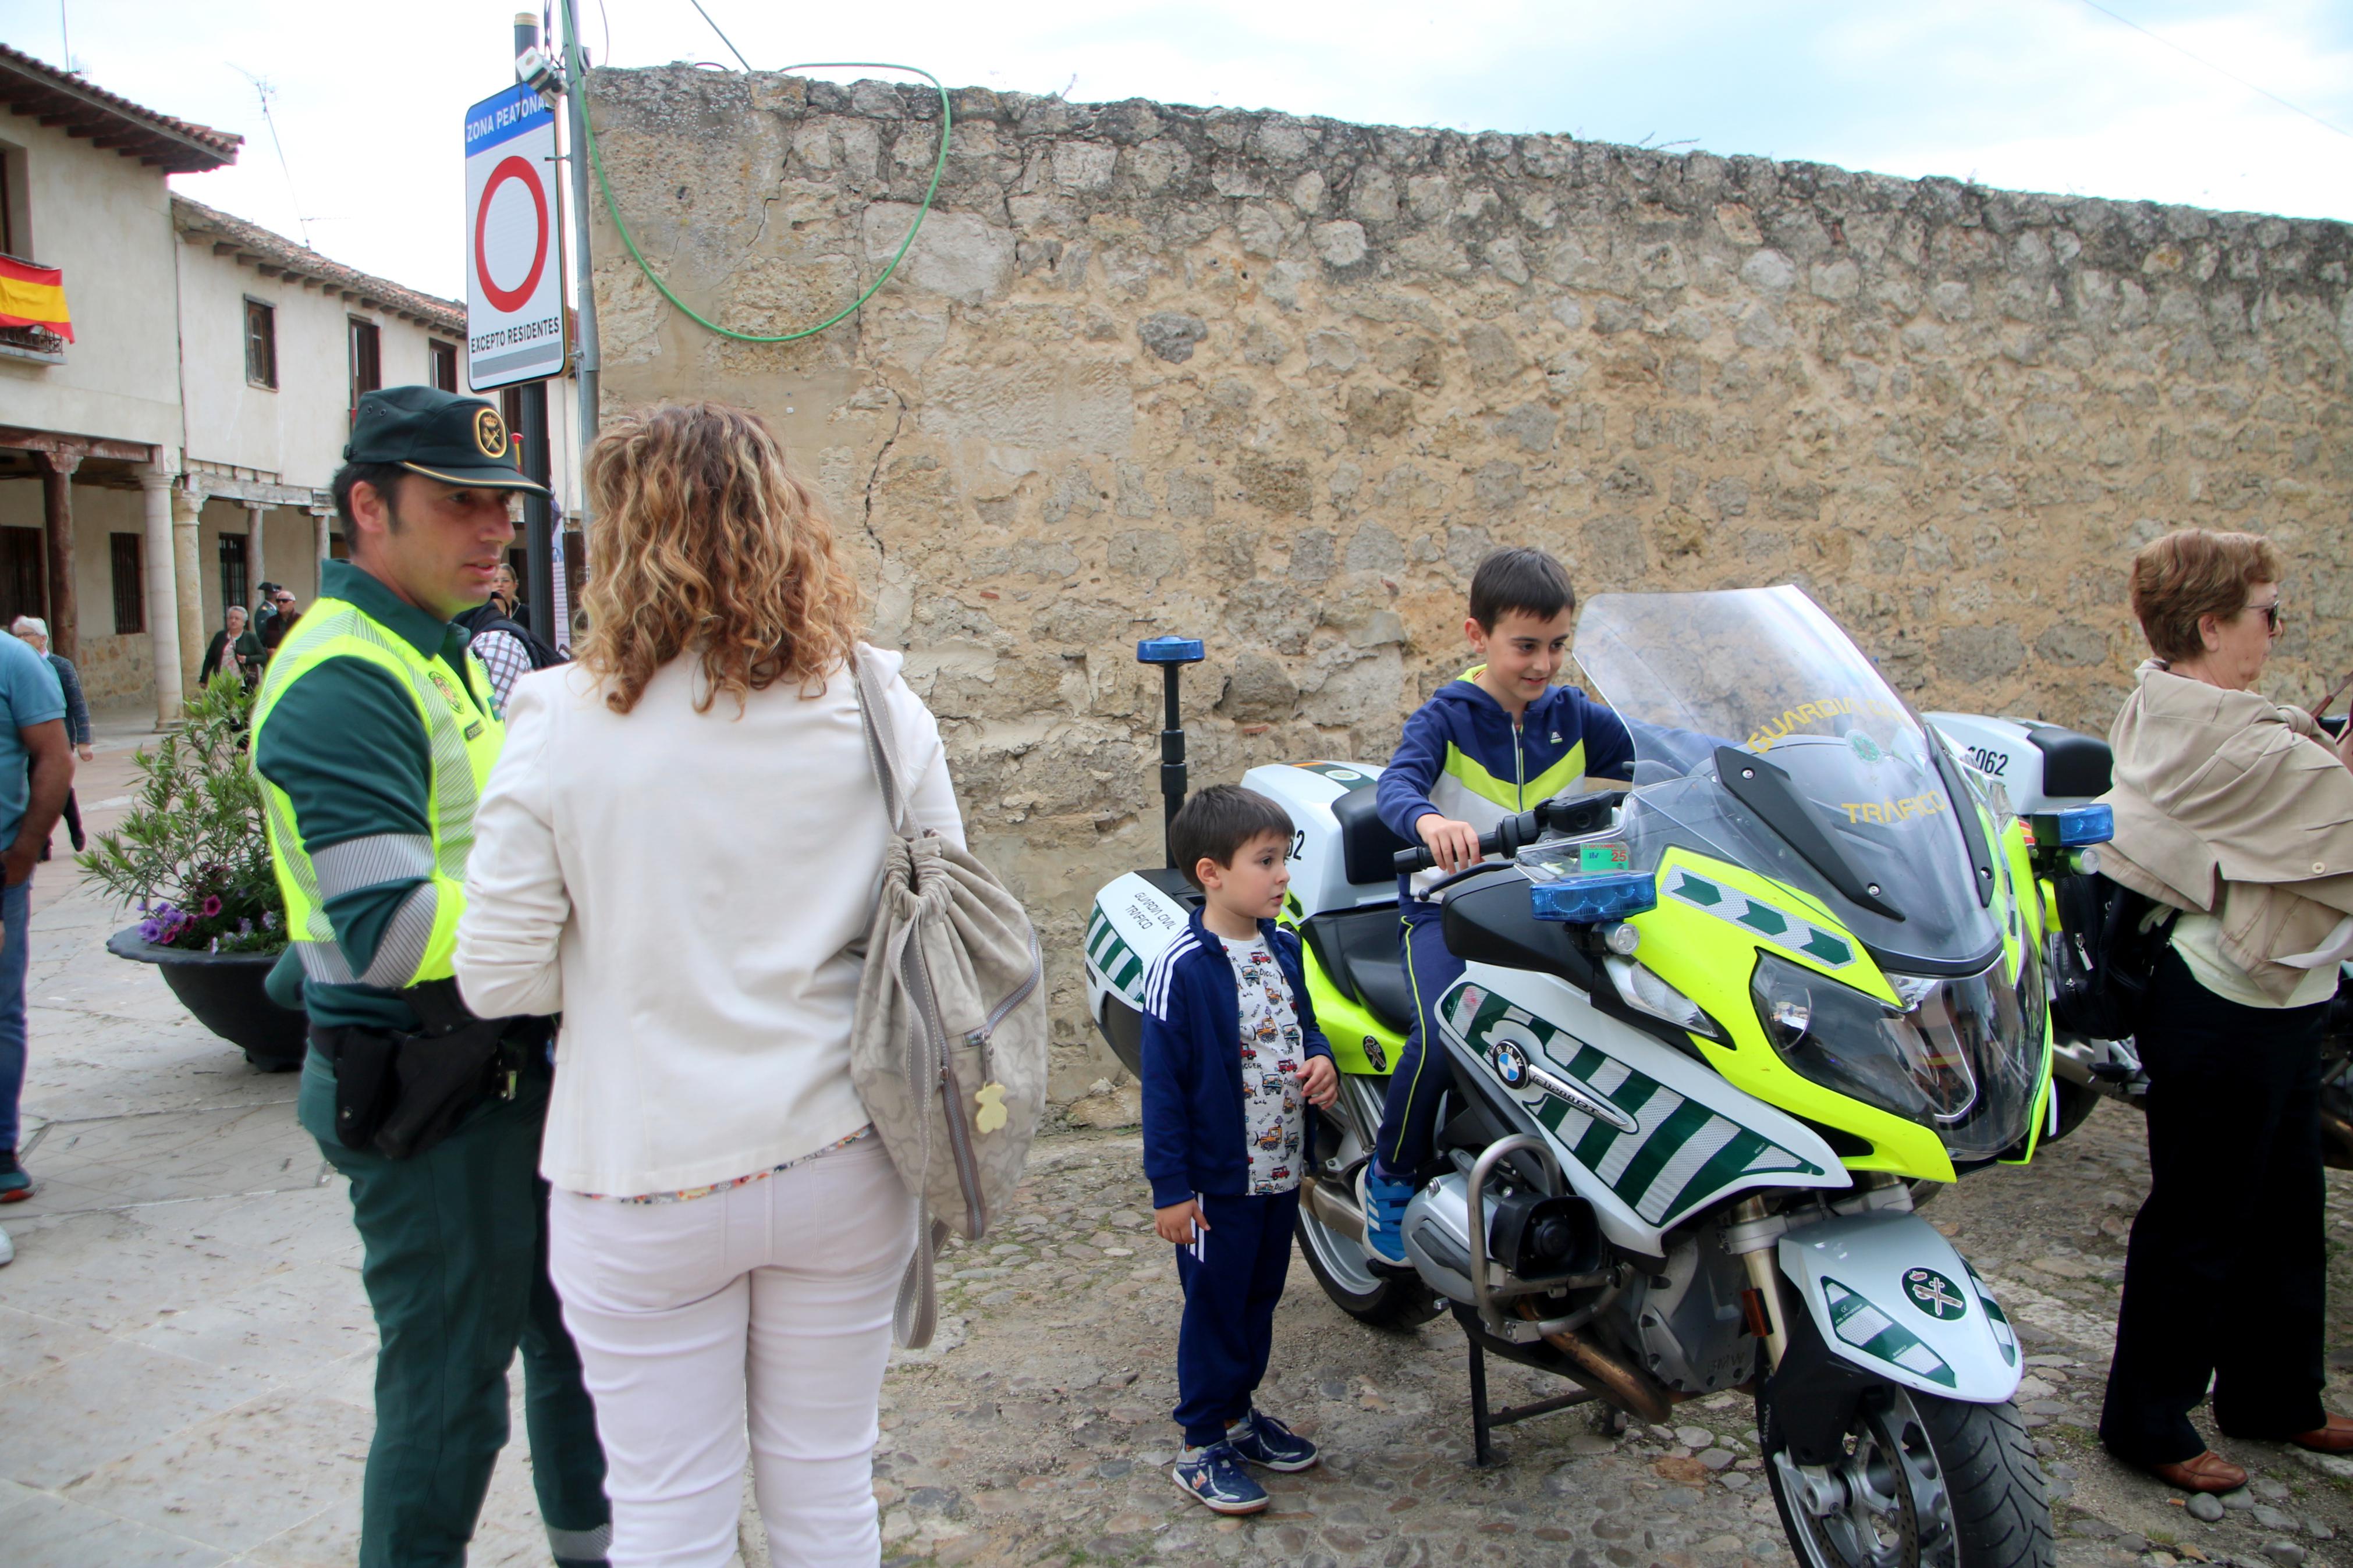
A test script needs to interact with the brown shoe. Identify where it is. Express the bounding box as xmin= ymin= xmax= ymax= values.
xmin=2145 ymin=1451 xmax=2248 ymax=1494
xmin=2289 ymin=1414 xmax=2353 ymax=1454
